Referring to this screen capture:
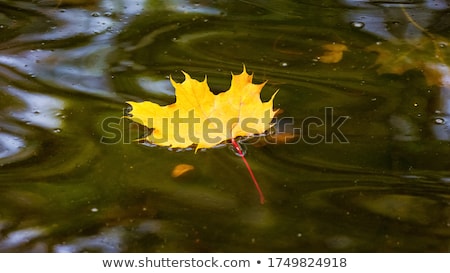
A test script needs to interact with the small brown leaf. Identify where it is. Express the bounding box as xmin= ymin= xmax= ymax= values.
xmin=319 ymin=43 xmax=348 ymax=64
xmin=171 ymin=164 xmax=194 ymax=178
